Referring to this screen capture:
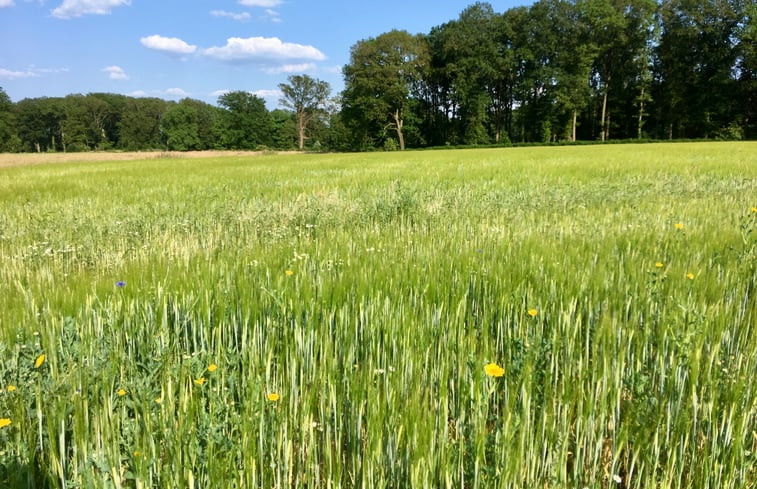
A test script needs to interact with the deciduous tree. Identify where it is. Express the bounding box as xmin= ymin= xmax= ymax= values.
xmin=278 ymin=75 xmax=331 ymax=150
